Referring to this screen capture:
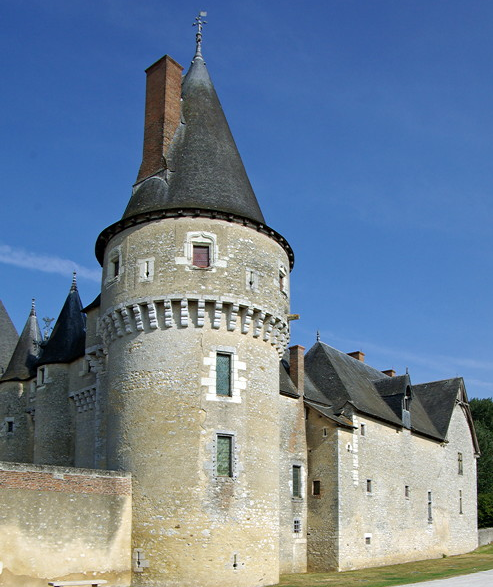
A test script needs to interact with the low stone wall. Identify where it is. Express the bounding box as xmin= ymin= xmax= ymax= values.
xmin=479 ymin=527 xmax=493 ymax=547
xmin=0 ymin=461 xmax=131 ymax=587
